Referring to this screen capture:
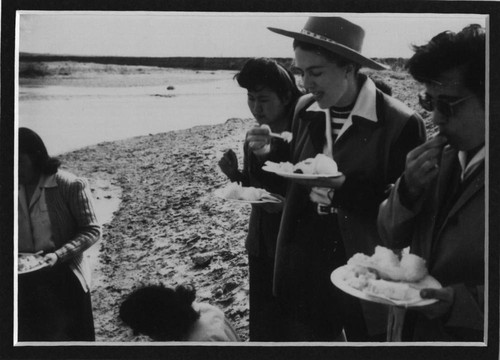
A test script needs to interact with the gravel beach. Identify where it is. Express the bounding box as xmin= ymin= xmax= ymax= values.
xmin=59 ymin=117 xmax=258 ymax=342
